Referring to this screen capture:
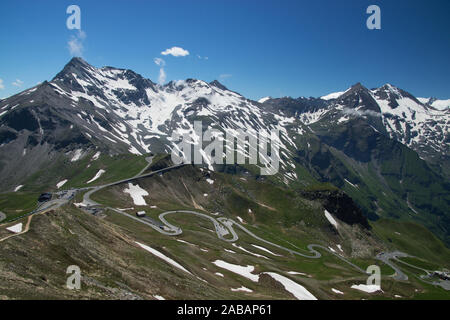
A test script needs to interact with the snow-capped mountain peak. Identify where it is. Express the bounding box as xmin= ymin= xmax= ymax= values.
xmin=0 ymin=58 xmax=448 ymax=188
xmin=0 ymin=58 xmax=302 ymax=186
